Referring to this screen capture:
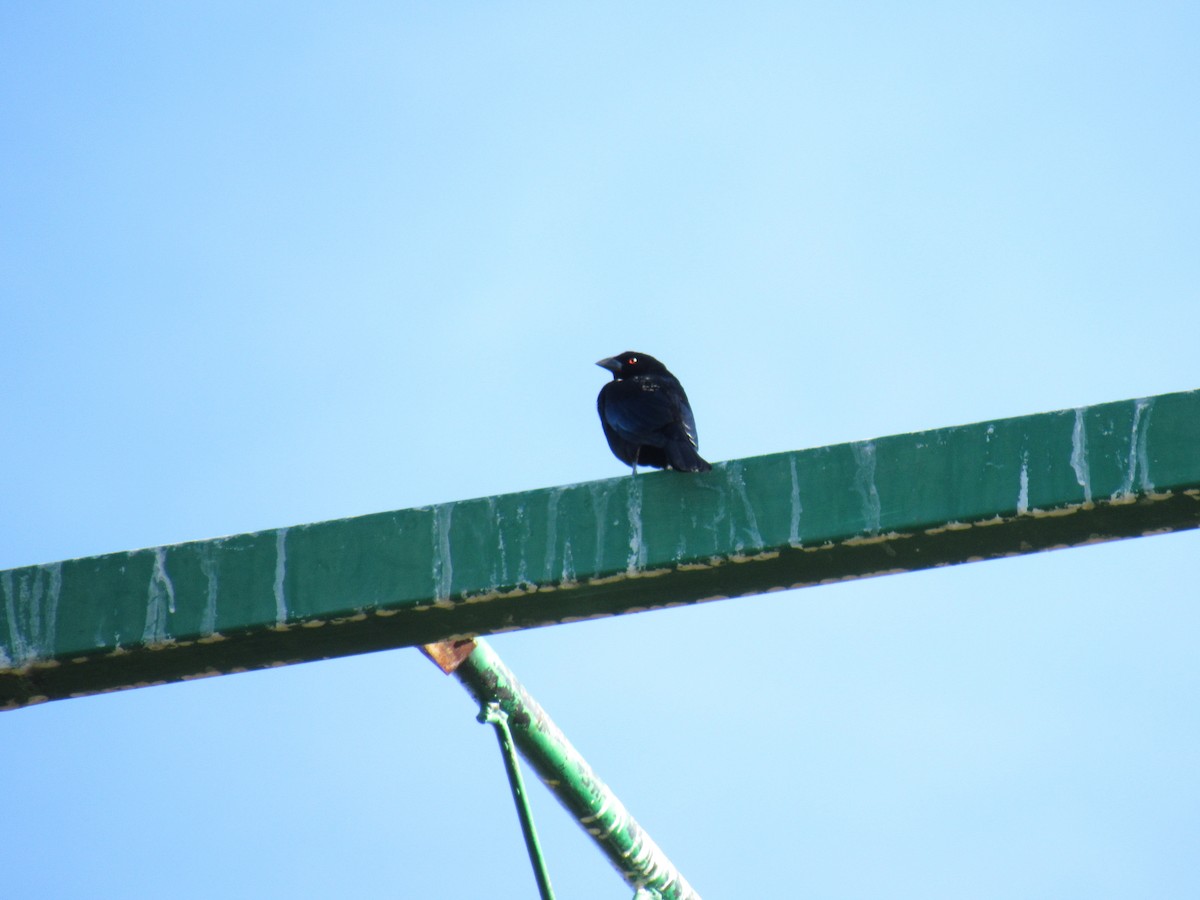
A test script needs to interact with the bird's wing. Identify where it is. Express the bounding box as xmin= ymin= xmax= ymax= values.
xmin=677 ymin=396 xmax=700 ymax=449
xmin=600 ymin=380 xmax=679 ymax=447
